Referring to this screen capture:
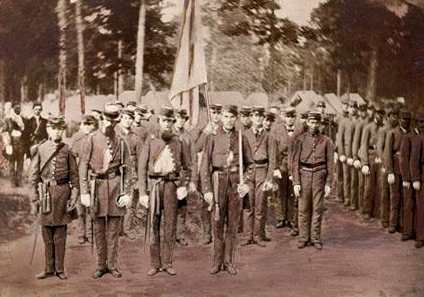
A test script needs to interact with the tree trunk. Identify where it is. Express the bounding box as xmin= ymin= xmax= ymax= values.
xmin=337 ymin=69 xmax=342 ymax=98
xmin=118 ymin=40 xmax=124 ymax=97
xmin=0 ymin=59 xmax=5 ymax=117
xmin=75 ymin=0 xmax=85 ymax=113
xmin=135 ymin=0 xmax=146 ymax=102
xmin=57 ymin=0 xmax=67 ymax=115
xmin=365 ymin=43 xmax=379 ymax=103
